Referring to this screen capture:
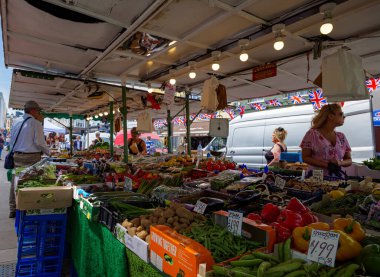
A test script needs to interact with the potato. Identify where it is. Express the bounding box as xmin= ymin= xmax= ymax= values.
xmin=151 ymin=216 xmax=158 ymax=224
xmin=179 ymin=218 xmax=190 ymax=225
xmin=179 ymin=223 xmax=188 ymax=229
xmin=145 ymin=235 xmax=150 ymax=243
xmin=141 ymin=218 xmax=152 ymax=228
xmin=176 ymin=207 xmax=194 ymax=221
xmin=136 ymin=226 xmax=143 ymax=232
xmin=127 ymin=227 xmax=137 ymax=236
xmin=122 ymin=220 xmax=133 ymax=228
xmin=153 ymin=208 xmax=163 ymax=217
xmin=167 ymin=217 xmax=174 ymax=224
xmin=137 ymin=230 xmax=148 ymax=240
xmin=163 ymin=208 xmax=176 ymax=218
xmin=173 ymin=216 xmax=179 ymax=222
xmin=130 ymin=218 xmax=141 ymax=227
xmin=158 ymin=217 xmax=166 ymax=225
xmin=173 ymin=225 xmax=181 ymax=231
